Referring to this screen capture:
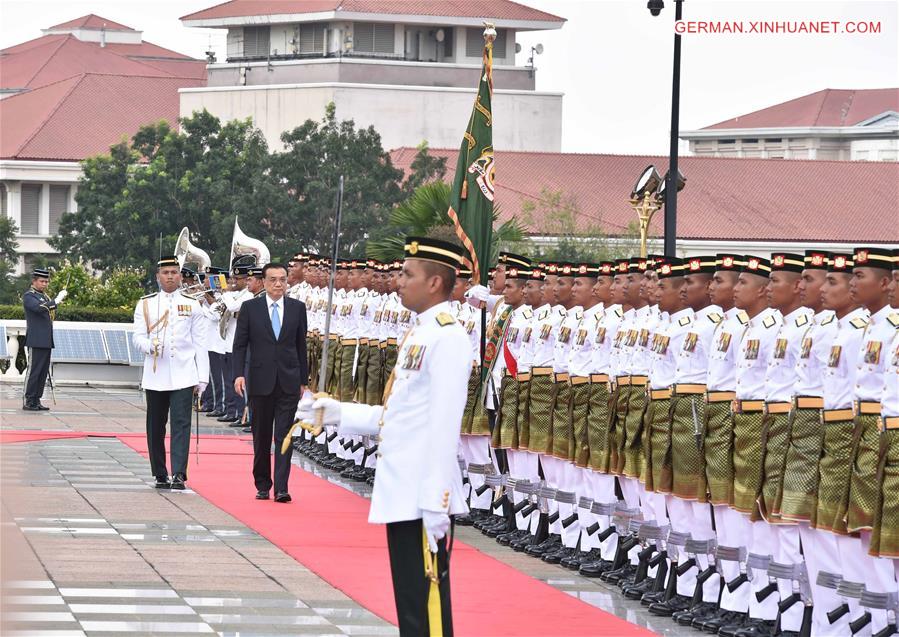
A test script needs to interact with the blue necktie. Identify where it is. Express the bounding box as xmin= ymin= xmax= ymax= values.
xmin=271 ymin=302 xmax=281 ymax=339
